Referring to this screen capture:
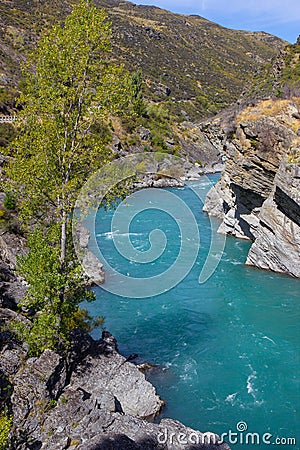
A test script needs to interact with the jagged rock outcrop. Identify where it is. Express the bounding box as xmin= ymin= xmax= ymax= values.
xmin=82 ymin=249 xmax=105 ymax=285
xmin=0 ymin=261 xmax=27 ymax=309
xmin=0 ymin=231 xmax=26 ymax=269
xmin=203 ymin=98 xmax=300 ymax=277
xmin=246 ymin=158 xmax=300 ymax=276
xmin=134 ymin=174 xmax=184 ymax=190
xmin=73 ymin=224 xmax=105 ymax=285
xmin=177 ymin=121 xmax=224 ymax=172
xmin=0 ymin=308 xmax=30 ymax=377
xmin=0 ymin=192 xmax=28 ymax=305
xmin=0 ymin=230 xmax=27 ymax=309
xmin=3 ymin=328 xmax=230 ymax=450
